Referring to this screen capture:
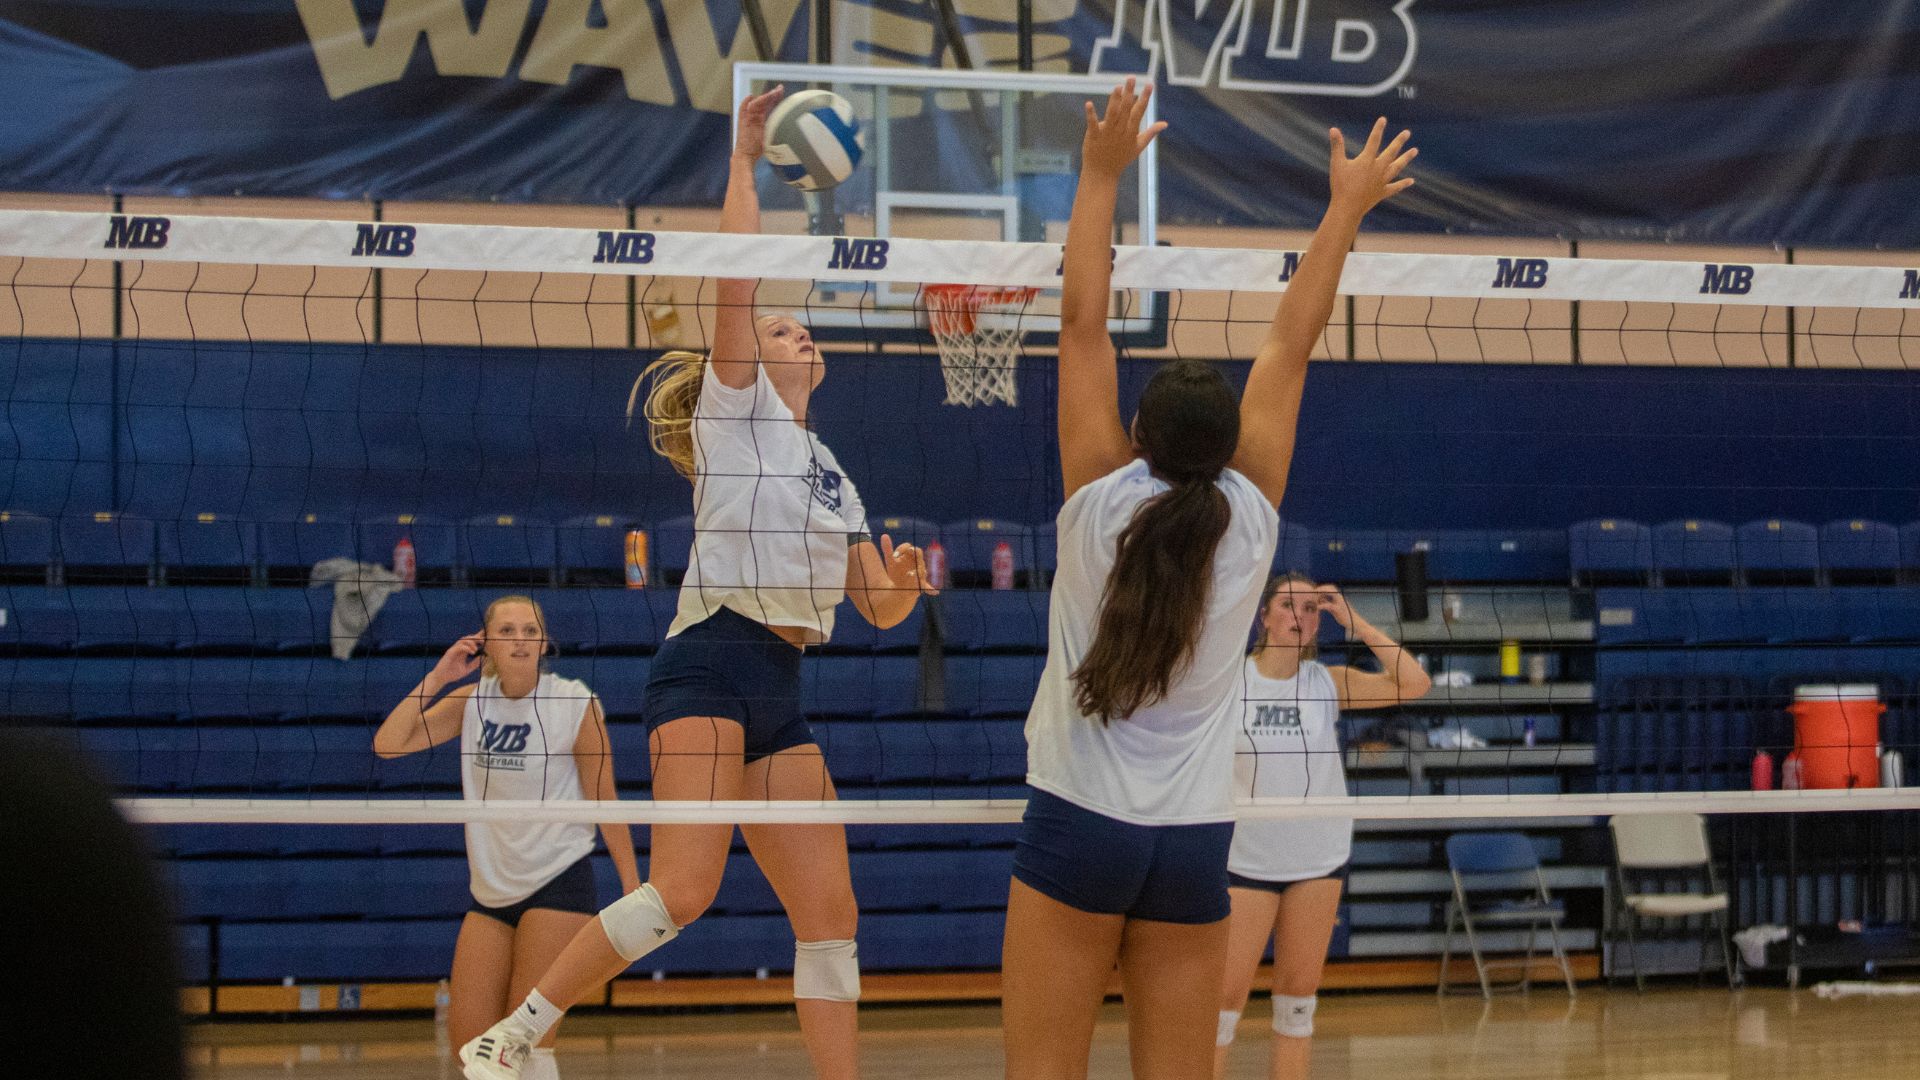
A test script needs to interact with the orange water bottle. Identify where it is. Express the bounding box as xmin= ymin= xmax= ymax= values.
xmin=393 ymin=535 xmax=416 ymax=589
xmin=625 ymin=529 xmax=649 ymax=589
